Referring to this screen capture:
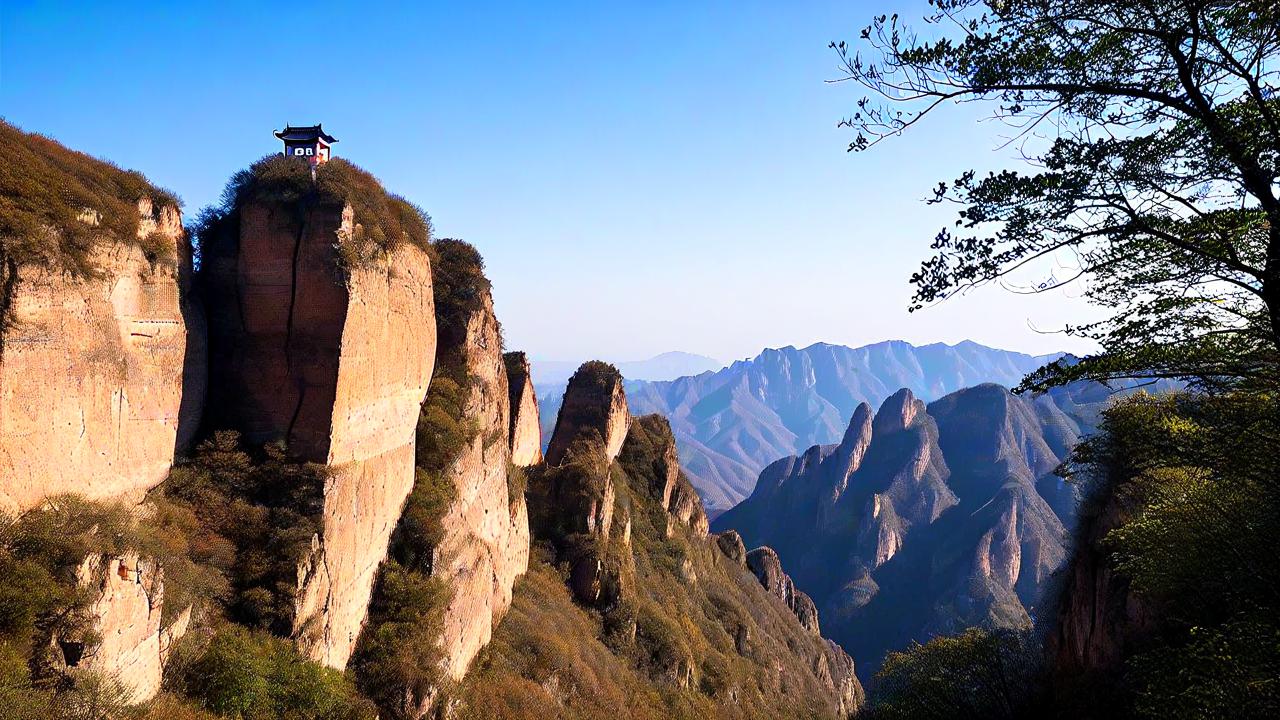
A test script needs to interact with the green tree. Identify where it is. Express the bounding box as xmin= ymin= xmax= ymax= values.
xmin=867 ymin=627 xmax=1044 ymax=720
xmin=834 ymin=0 xmax=1280 ymax=391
